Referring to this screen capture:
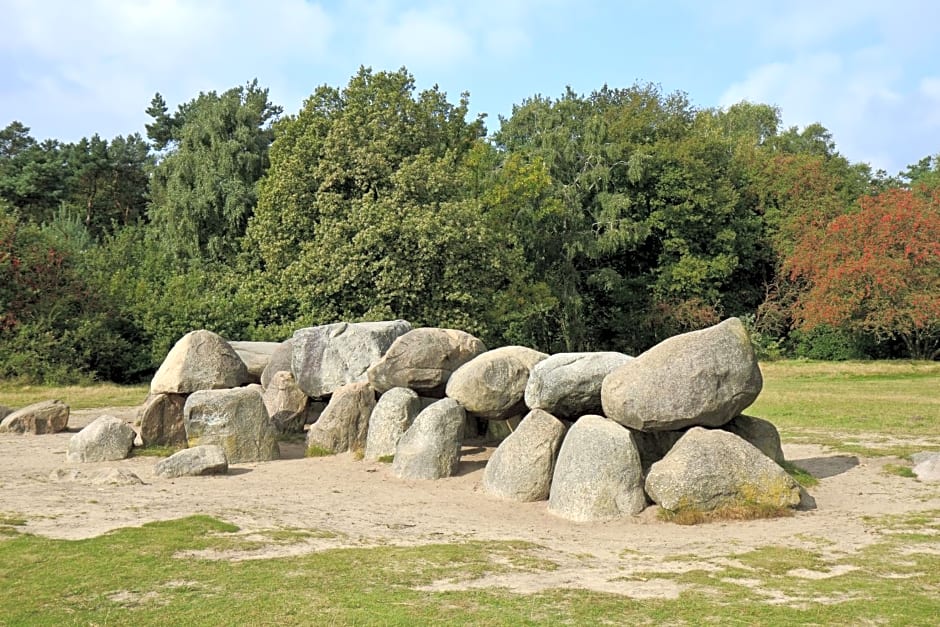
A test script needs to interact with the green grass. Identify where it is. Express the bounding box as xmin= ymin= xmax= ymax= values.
xmin=780 ymin=460 xmax=820 ymax=487
xmin=0 ymin=513 xmax=938 ymax=625
xmin=0 ymin=382 xmax=149 ymax=411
